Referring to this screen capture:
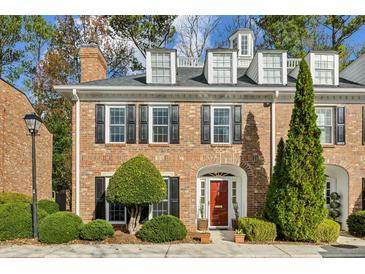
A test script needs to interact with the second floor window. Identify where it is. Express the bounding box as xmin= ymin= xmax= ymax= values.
xmin=150 ymin=106 xmax=169 ymax=143
xmin=151 ymin=52 xmax=171 ymax=84
xmin=106 ymin=106 xmax=126 ymax=143
xmin=314 ymin=54 xmax=334 ymax=85
xmin=262 ymin=53 xmax=282 ymax=84
xmin=316 ymin=107 xmax=333 ymax=144
xmin=212 ymin=53 xmax=232 ymax=84
xmin=212 ymin=106 xmax=231 ymax=143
